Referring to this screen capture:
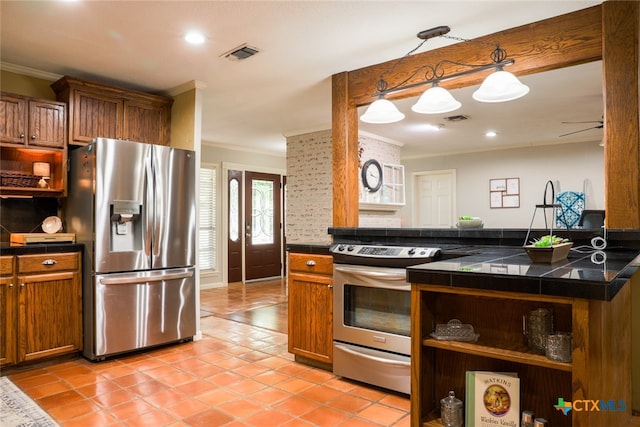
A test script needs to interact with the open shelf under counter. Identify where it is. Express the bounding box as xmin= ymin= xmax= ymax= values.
xmin=411 ymin=279 xmax=632 ymax=427
xmin=423 ymin=338 xmax=572 ymax=372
